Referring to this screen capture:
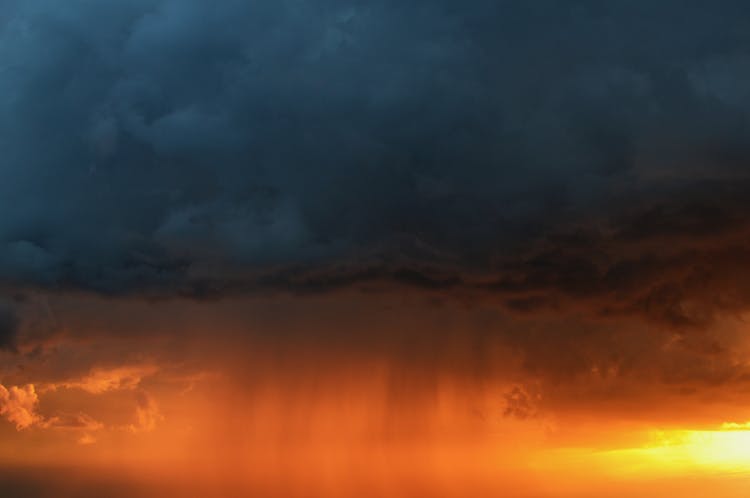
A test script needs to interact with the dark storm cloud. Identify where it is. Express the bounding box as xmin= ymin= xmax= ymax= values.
xmin=3 ymin=0 xmax=750 ymax=319
xmin=0 ymin=300 xmax=19 ymax=351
